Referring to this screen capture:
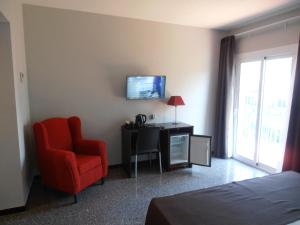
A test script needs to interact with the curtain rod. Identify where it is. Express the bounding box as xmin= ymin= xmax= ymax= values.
xmin=234 ymin=15 xmax=300 ymax=37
